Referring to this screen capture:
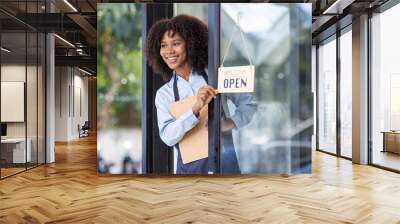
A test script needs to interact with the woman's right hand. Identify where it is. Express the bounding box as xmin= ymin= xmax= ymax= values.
xmin=192 ymin=85 xmax=218 ymax=114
